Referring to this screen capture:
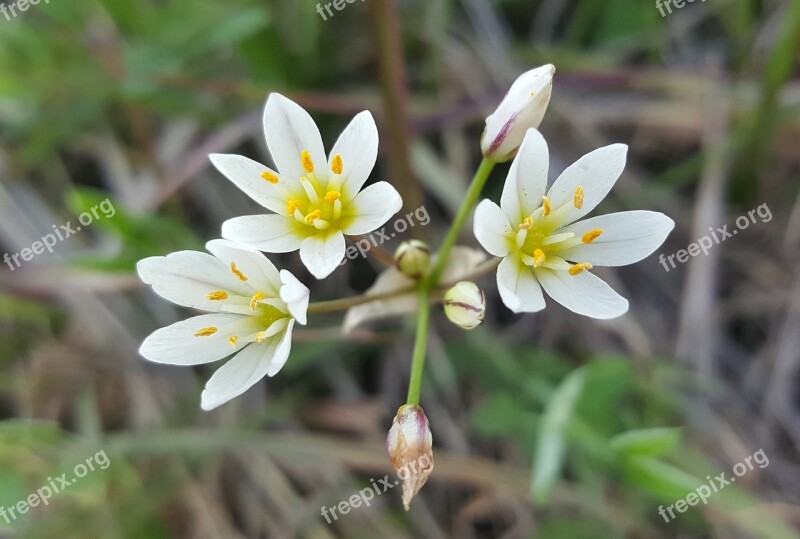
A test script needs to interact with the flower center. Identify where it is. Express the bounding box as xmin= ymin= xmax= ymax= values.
xmin=512 ymin=186 xmax=601 ymax=275
xmin=194 ymin=263 xmax=291 ymax=347
xmin=263 ymin=150 xmax=347 ymax=231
